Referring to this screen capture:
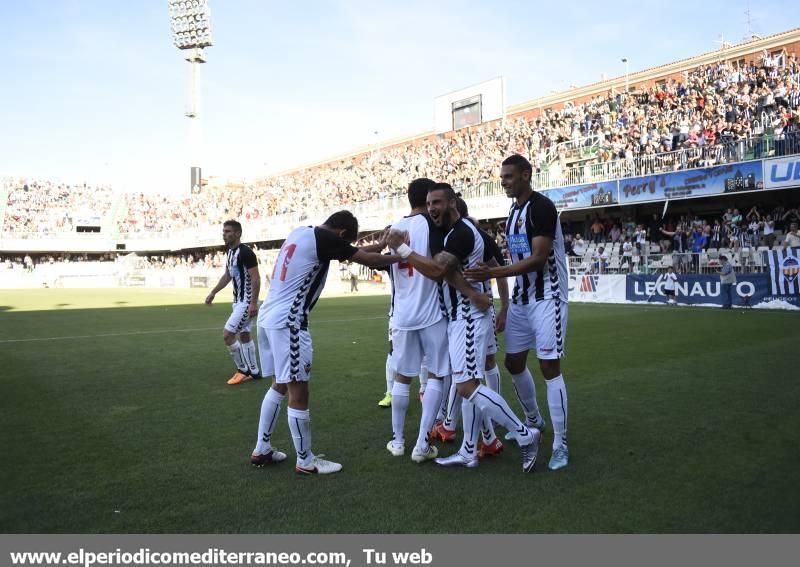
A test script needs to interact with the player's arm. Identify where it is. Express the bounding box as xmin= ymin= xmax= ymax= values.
xmin=247 ymin=266 xmax=260 ymax=317
xmin=465 ymin=236 xmax=554 ymax=280
xmin=205 ymin=270 xmax=231 ymax=305
xmin=351 ymin=249 xmax=401 ymax=268
xmin=440 ymin=255 xmax=491 ymax=312
xmin=490 ymin=258 xmax=510 ymax=332
xmin=358 ymin=229 xmax=389 ymax=254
